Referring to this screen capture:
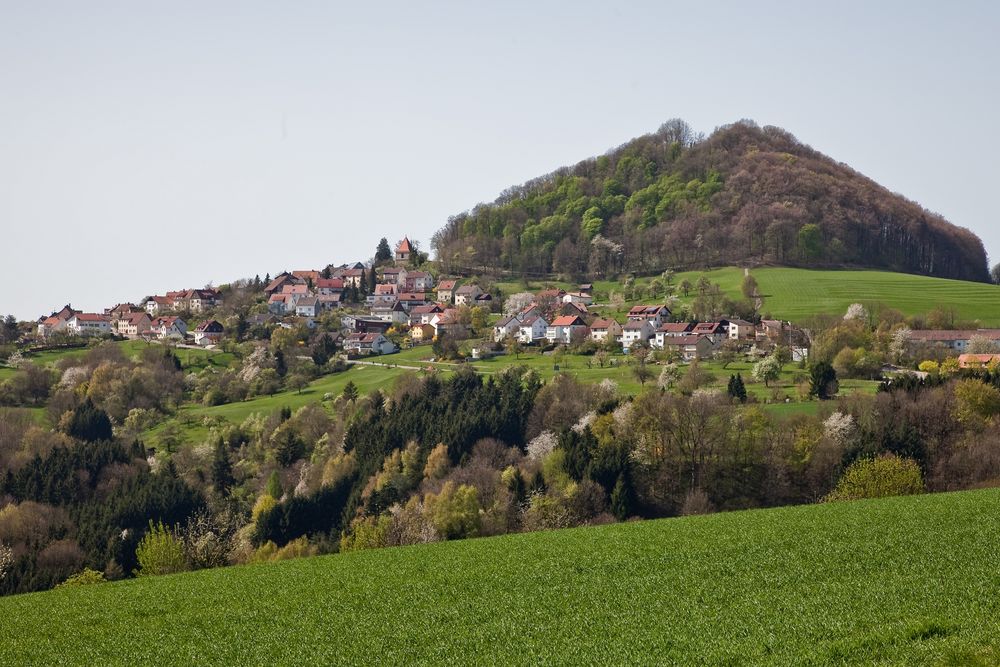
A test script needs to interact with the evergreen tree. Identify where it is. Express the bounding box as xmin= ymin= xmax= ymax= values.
xmin=274 ymin=349 xmax=287 ymax=377
xmin=265 ymin=470 xmax=283 ymax=500
xmin=211 ymin=438 xmax=234 ymax=495
xmin=359 ymin=270 xmax=368 ymax=296
xmin=375 ymin=237 xmax=392 ymax=263
xmin=810 ymin=361 xmax=839 ymax=400
xmin=342 ymin=380 xmax=359 ymax=402
xmin=727 ymin=373 xmax=747 ymax=403
xmin=66 ymin=398 xmax=113 ymax=443
xmin=369 ymin=265 xmax=377 ymax=291
xmin=610 ymin=475 xmax=633 ymax=520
